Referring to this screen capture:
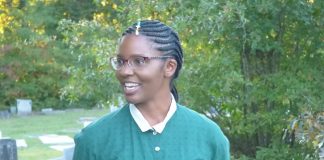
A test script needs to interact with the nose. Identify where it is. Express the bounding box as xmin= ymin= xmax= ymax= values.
xmin=117 ymin=63 xmax=134 ymax=77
